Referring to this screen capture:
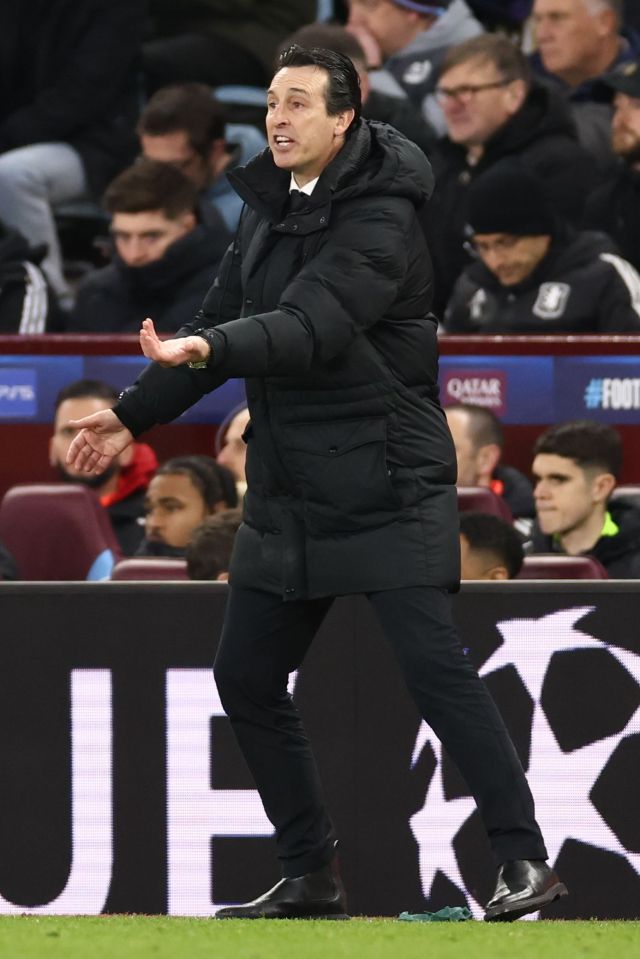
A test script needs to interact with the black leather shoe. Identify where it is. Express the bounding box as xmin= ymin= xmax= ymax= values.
xmin=215 ymin=857 xmax=349 ymax=920
xmin=484 ymin=860 xmax=568 ymax=922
